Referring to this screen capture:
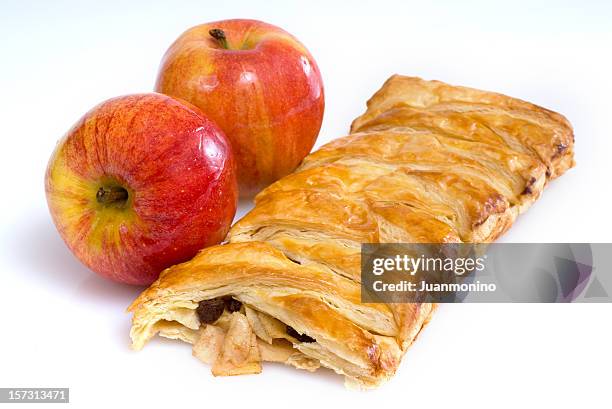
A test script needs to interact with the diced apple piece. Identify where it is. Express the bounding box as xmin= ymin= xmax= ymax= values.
xmin=245 ymin=306 xmax=273 ymax=344
xmin=256 ymin=310 xmax=289 ymax=340
xmin=192 ymin=325 xmax=225 ymax=365
xmin=212 ymin=313 xmax=262 ymax=376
